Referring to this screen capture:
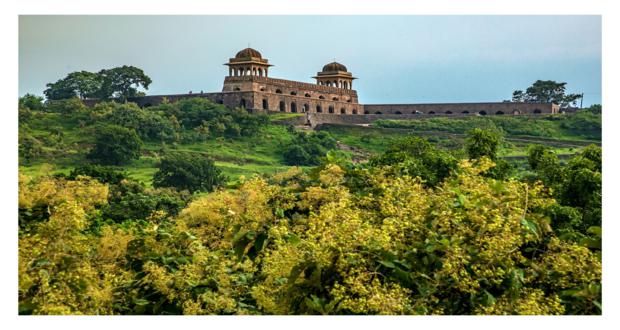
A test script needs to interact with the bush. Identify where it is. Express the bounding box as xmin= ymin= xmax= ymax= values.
xmin=87 ymin=125 xmax=143 ymax=165
xmin=153 ymin=152 xmax=226 ymax=193
xmin=67 ymin=164 xmax=127 ymax=184
xmin=282 ymin=131 xmax=338 ymax=166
